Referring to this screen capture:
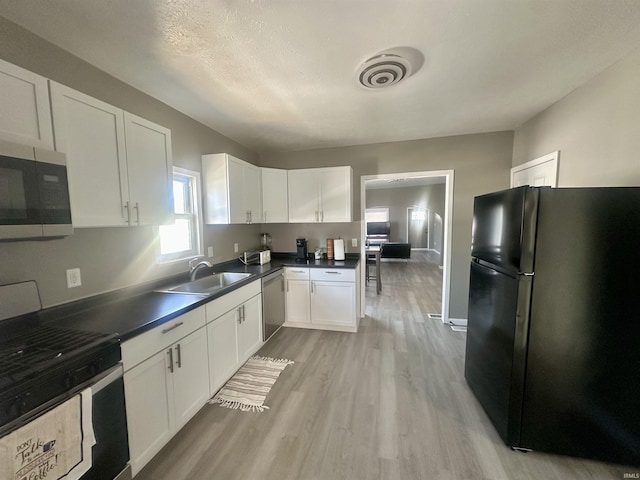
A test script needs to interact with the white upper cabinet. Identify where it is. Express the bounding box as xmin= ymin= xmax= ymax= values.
xmin=202 ymin=153 xmax=262 ymax=224
xmin=123 ymin=112 xmax=173 ymax=226
xmin=320 ymin=167 xmax=353 ymax=222
xmin=50 ymin=82 xmax=129 ymax=227
xmin=261 ymin=167 xmax=289 ymax=223
xmin=50 ymin=82 xmax=173 ymax=227
xmin=0 ymin=59 xmax=54 ymax=149
xmin=288 ymin=166 xmax=352 ymax=223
